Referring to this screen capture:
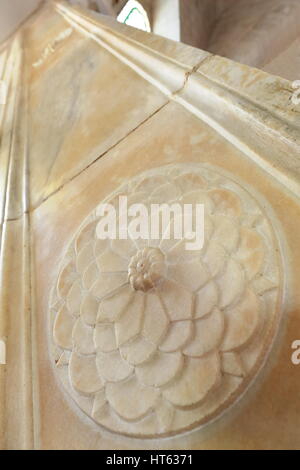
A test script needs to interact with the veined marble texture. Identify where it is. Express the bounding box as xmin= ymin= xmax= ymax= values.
xmin=50 ymin=163 xmax=283 ymax=437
